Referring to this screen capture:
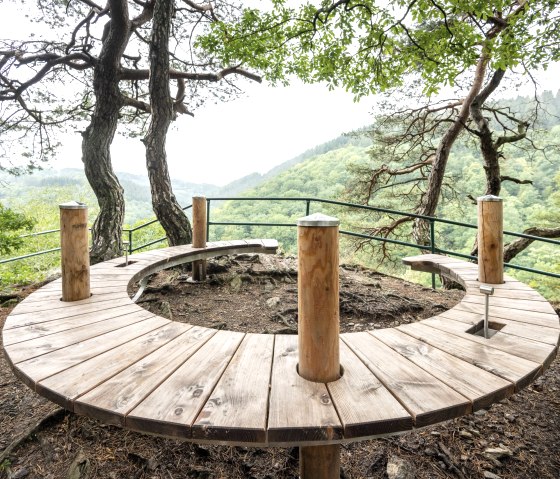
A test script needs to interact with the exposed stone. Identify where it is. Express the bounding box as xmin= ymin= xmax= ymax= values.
xmin=229 ymin=276 xmax=243 ymax=292
xmin=386 ymin=456 xmax=415 ymax=479
xmin=9 ymin=468 xmax=29 ymax=479
xmin=266 ymin=297 xmax=281 ymax=308
xmin=483 ymin=472 xmax=502 ymax=479
xmin=484 ymin=445 xmax=513 ymax=461
xmin=67 ymin=451 xmax=90 ymax=479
